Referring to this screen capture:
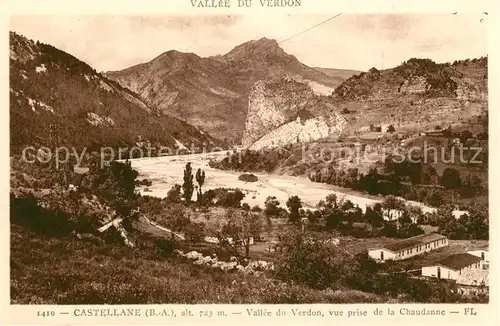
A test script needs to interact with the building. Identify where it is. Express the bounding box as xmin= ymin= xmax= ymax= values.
xmin=368 ymin=233 xmax=448 ymax=262
xmin=467 ymin=246 xmax=489 ymax=270
xmin=456 ymin=268 xmax=489 ymax=295
xmin=421 ymin=253 xmax=482 ymax=280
